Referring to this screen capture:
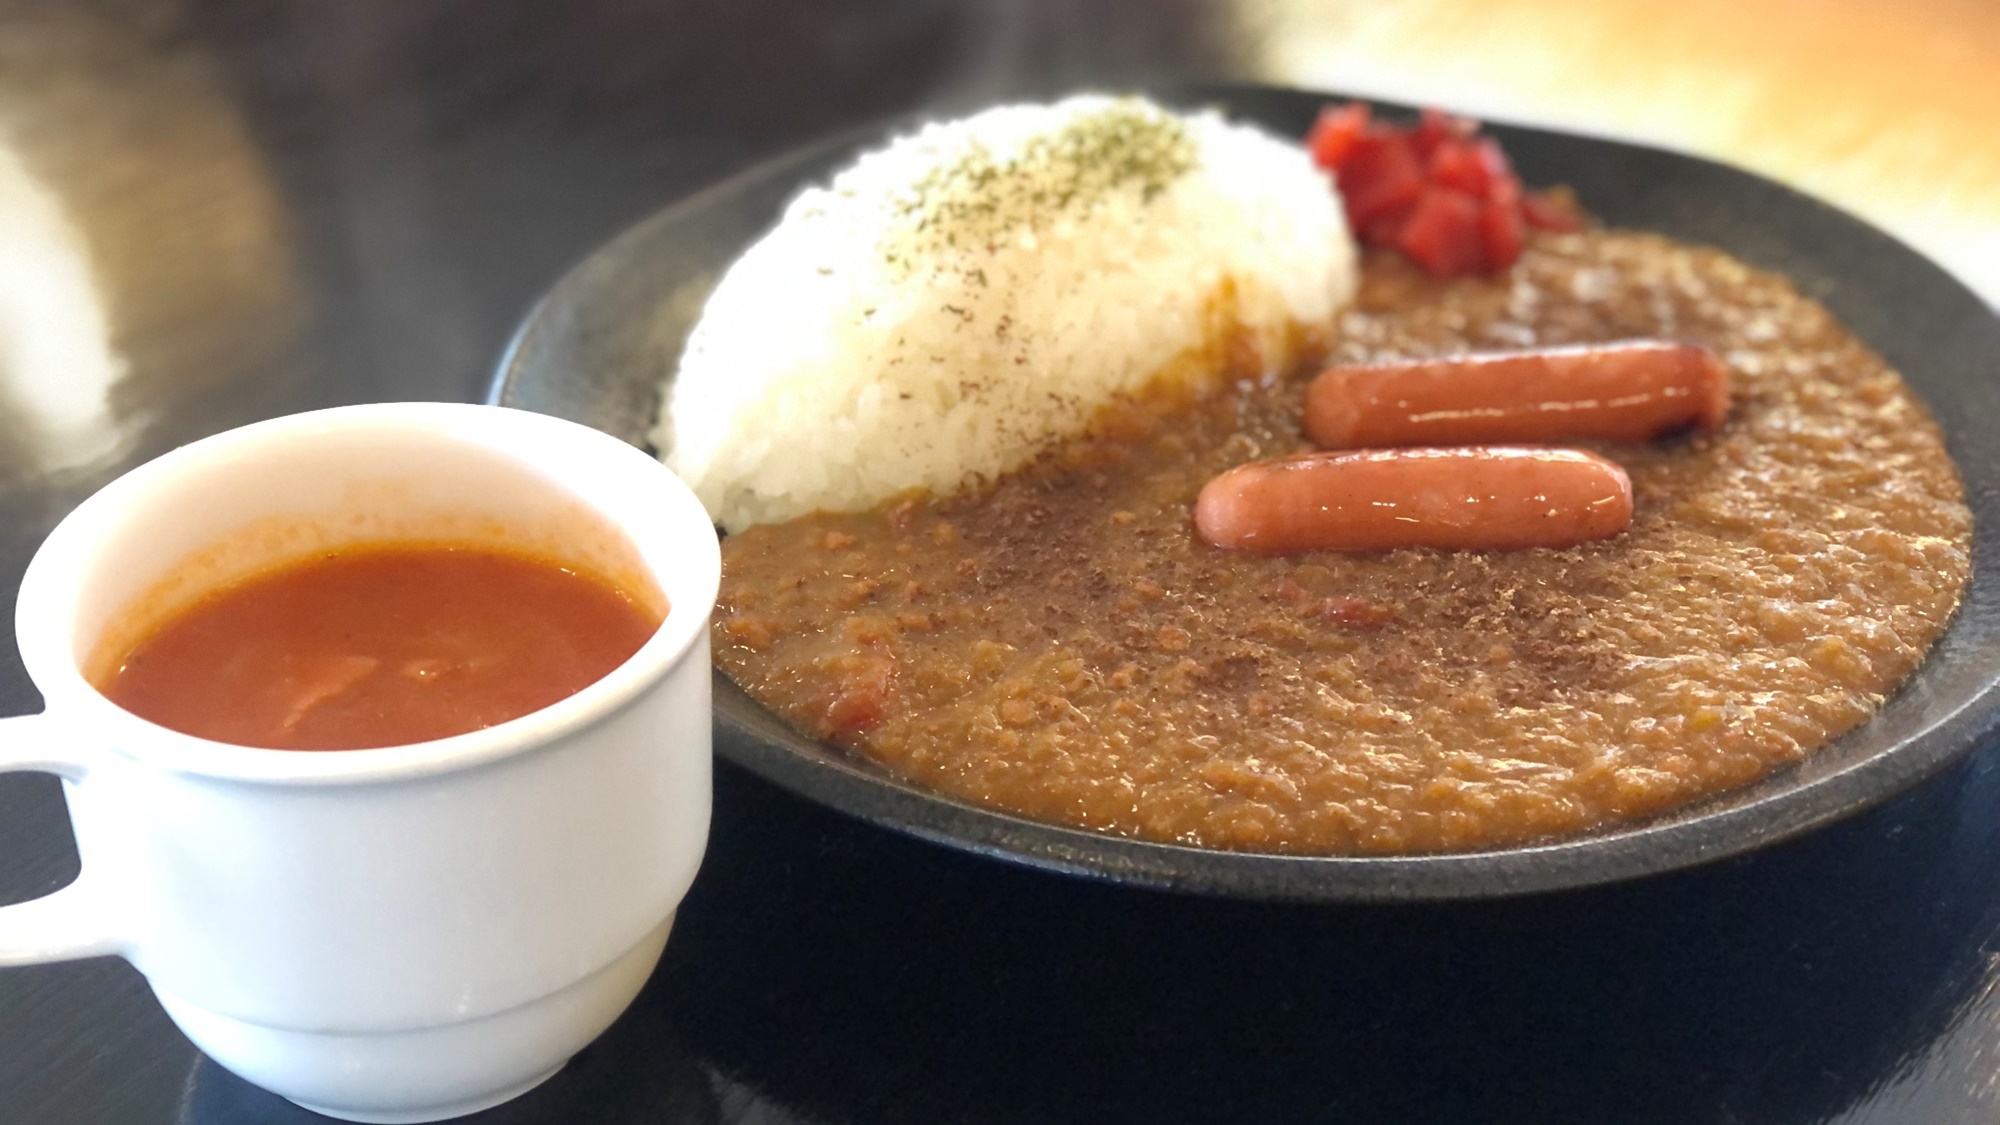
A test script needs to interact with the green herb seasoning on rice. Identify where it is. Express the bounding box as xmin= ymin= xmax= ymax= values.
xmin=661 ymin=95 xmax=1357 ymax=532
